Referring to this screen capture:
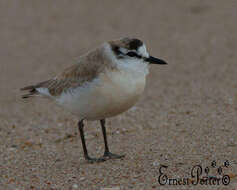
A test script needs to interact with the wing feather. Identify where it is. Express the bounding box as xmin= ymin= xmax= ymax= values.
xmin=20 ymin=46 xmax=114 ymax=98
